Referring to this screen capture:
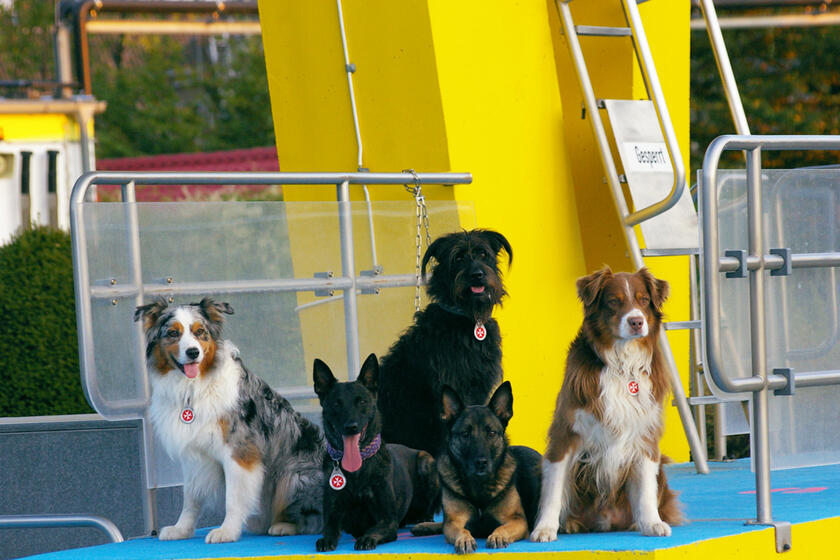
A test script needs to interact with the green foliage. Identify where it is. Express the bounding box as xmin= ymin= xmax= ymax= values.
xmin=691 ymin=9 xmax=840 ymax=171
xmin=0 ymin=227 xmax=94 ymax=417
xmin=90 ymin=33 xmax=275 ymax=158
xmin=0 ymin=1 xmax=54 ymax=86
